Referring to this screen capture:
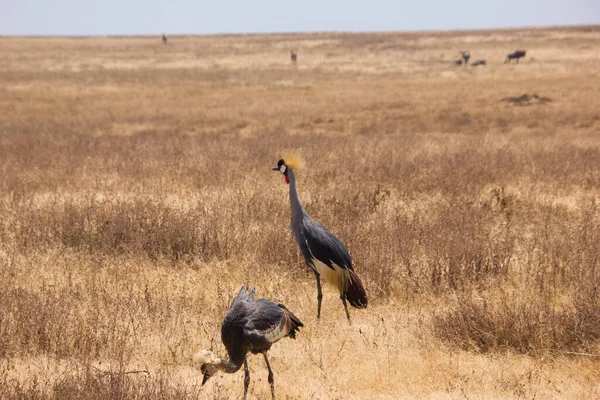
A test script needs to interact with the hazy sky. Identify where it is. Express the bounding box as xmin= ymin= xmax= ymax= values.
xmin=1 ymin=0 xmax=599 ymax=36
